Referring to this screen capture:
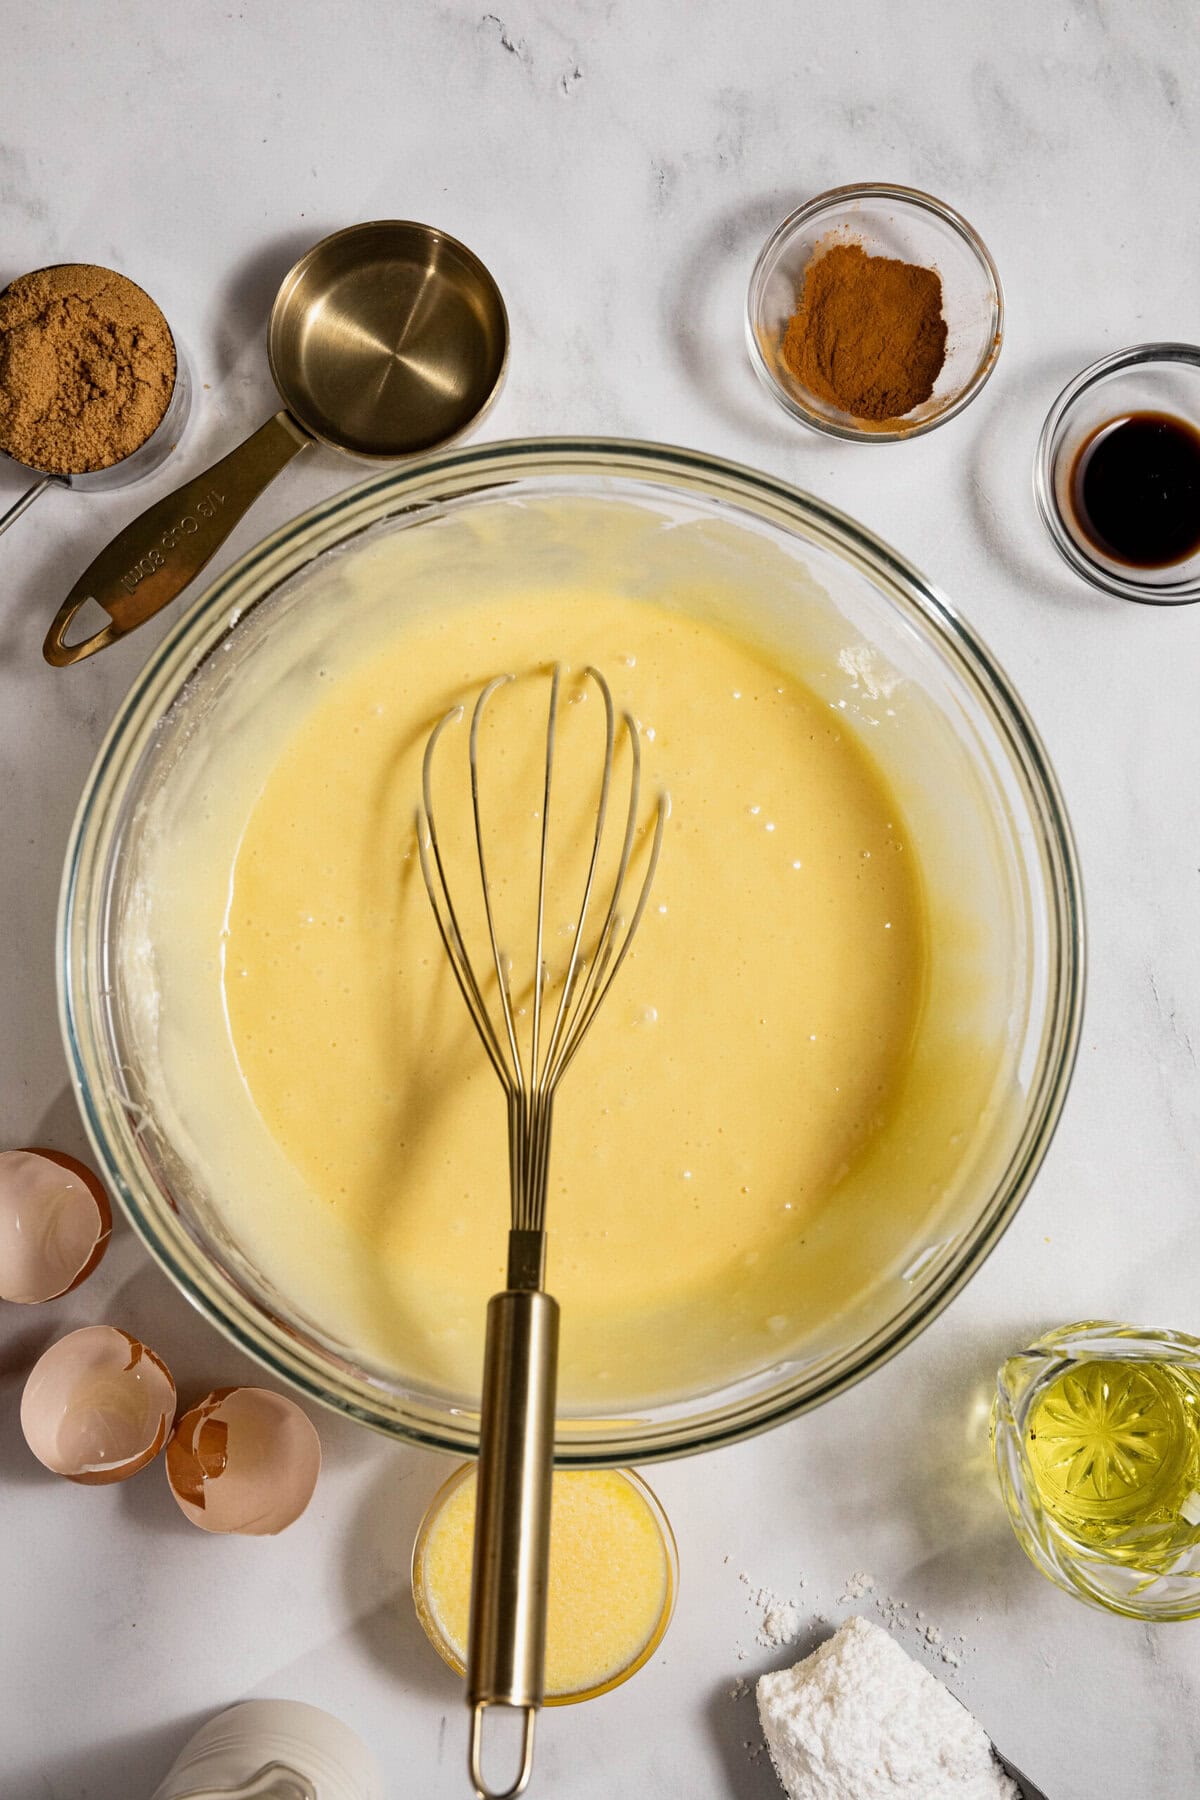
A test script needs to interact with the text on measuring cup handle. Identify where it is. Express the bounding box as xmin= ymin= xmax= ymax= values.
xmin=120 ymin=487 xmax=227 ymax=594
